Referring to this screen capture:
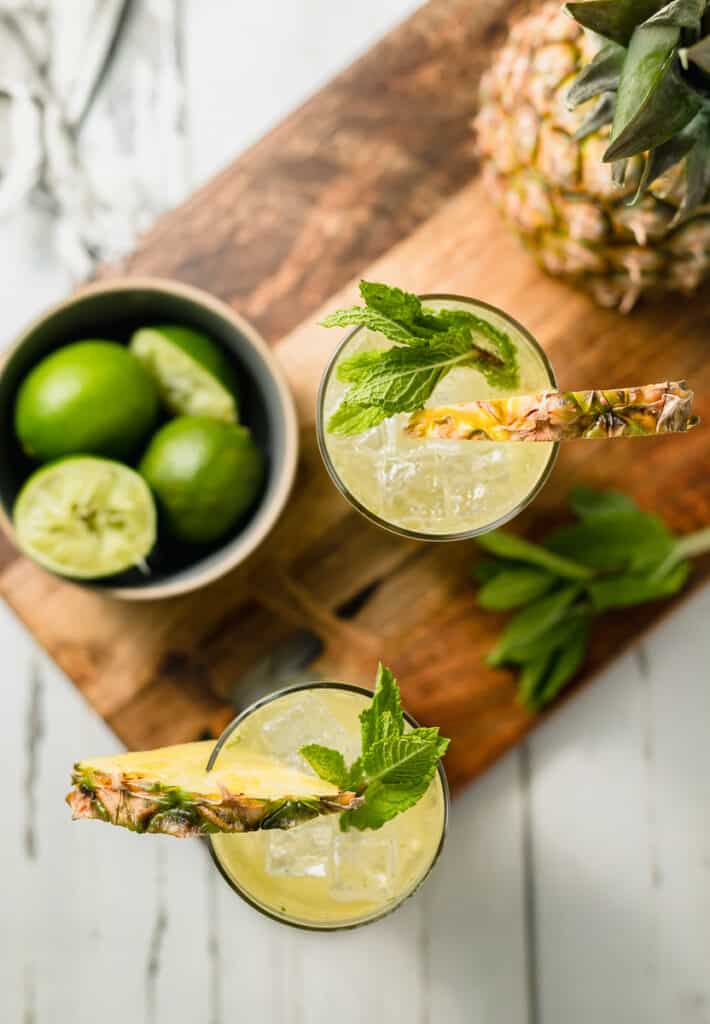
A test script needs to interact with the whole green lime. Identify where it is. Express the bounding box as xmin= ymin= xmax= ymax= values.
xmin=139 ymin=416 xmax=264 ymax=543
xmin=15 ymin=341 xmax=159 ymax=461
